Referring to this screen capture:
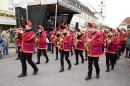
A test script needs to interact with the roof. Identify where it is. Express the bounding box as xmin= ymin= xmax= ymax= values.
xmin=121 ymin=17 xmax=130 ymax=24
